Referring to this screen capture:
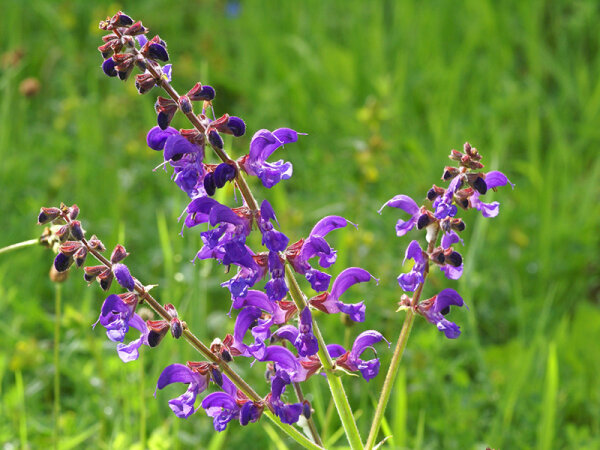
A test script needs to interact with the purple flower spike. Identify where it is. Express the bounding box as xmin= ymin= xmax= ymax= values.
xmin=240 ymin=128 xmax=302 ymax=188
xmin=156 ymin=363 xmax=209 ymax=418
xmin=378 ymin=195 xmax=420 ymax=237
xmin=418 ymin=288 xmax=465 ymax=339
xmin=146 ymin=126 xmax=178 ymax=151
xmin=113 ymin=263 xmax=135 ymax=291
